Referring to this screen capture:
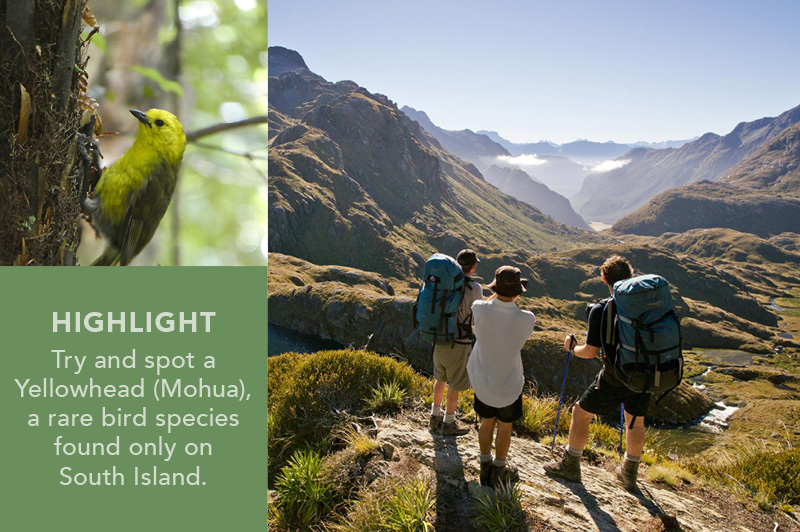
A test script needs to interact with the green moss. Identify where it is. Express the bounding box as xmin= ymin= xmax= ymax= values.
xmin=682 ymin=361 xmax=707 ymax=379
xmin=704 ymin=371 xmax=735 ymax=384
